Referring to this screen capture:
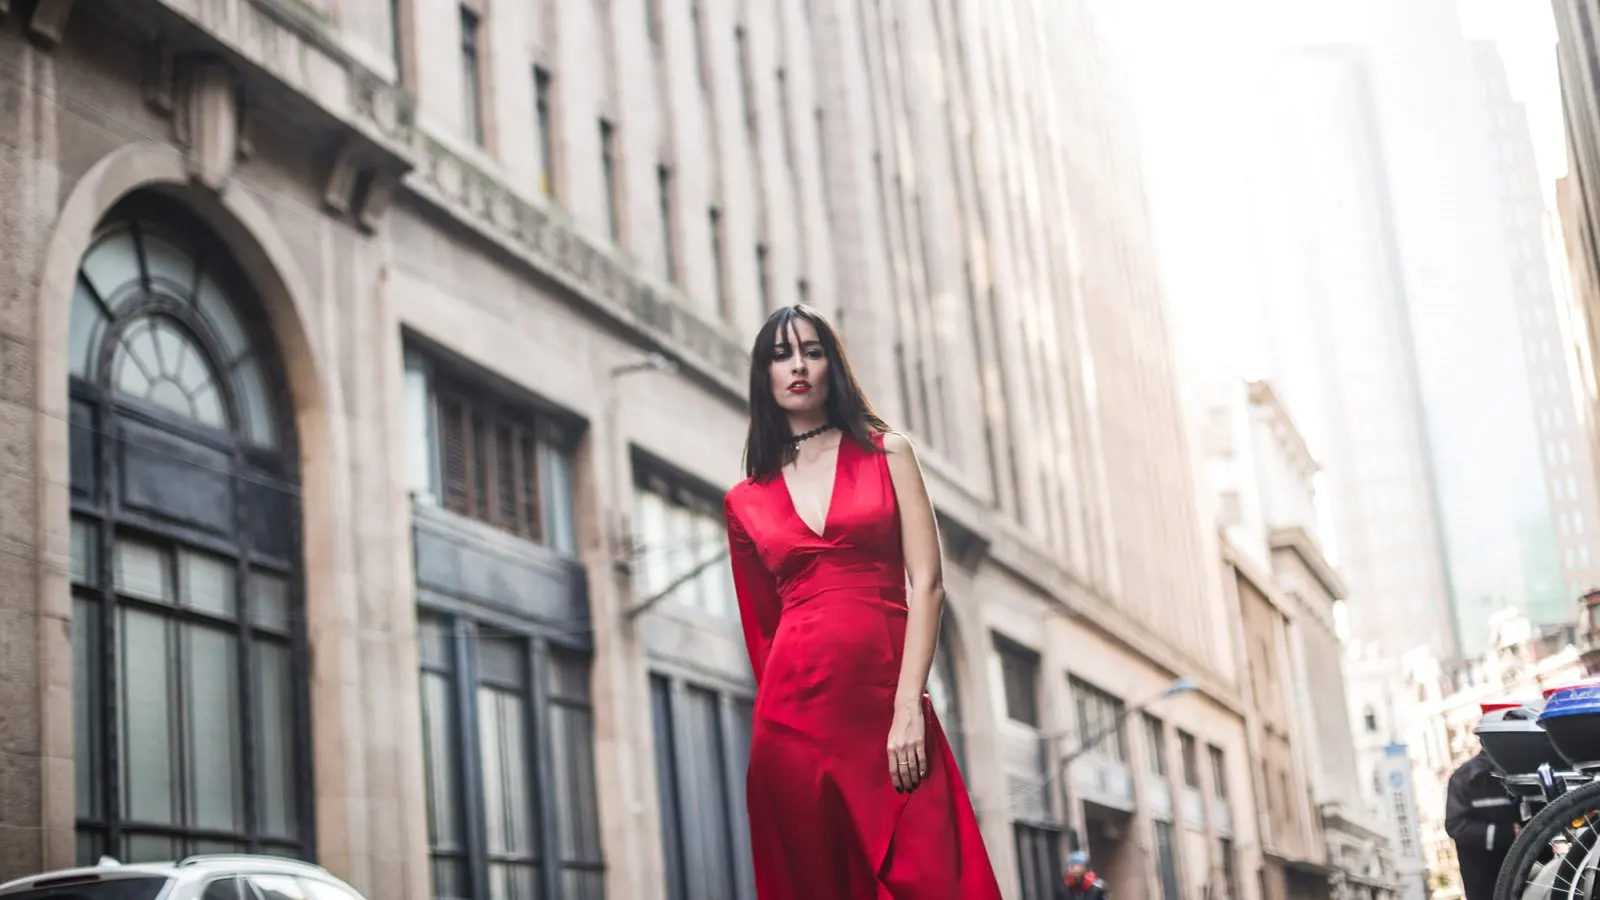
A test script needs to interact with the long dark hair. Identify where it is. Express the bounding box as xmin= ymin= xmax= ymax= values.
xmin=743 ymin=304 xmax=889 ymax=480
